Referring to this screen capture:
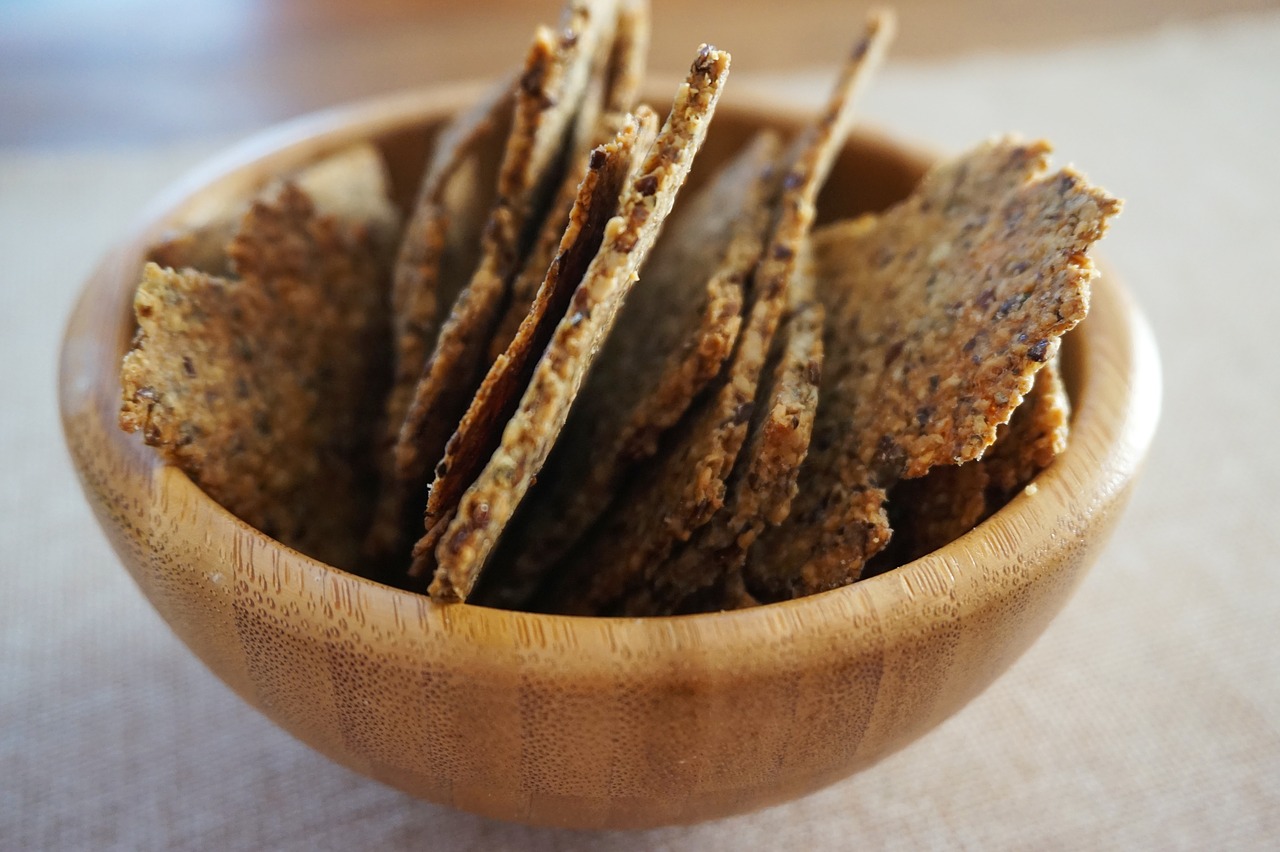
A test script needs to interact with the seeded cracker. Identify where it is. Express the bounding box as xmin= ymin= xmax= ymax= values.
xmin=147 ymin=143 xmax=400 ymax=276
xmin=535 ymin=13 xmax=892 ymax=614
xmin=493 ymin=131 xmax=781 ymax=606
xmin=886 ymin=356 xmax=1068 ymax=563
xmin=982 ymin=353 xmax=1070 ymax=497
xmin=482 ymin=109 xmax=619 ymax=362
xmin=363 ymin=83 xmax=514 ymax=560
xmin=746 ymin=139 xmax=1120 ymax=601
xmin=120 ymin=182 xmax=393 ymax=568
xmin=608 ymin=135 xmax=779 ymax=462
xmin=408 ymin=112 xmax=653 ymax=580
xmin=427 ymin=46 xmax=731 ymax=602
xmin=147 ymin=223 xmax=235 ymax=278
xmin=392 ymin=1 xmax=618 ymax=527
xmin=570 ymin=248 xmax=824 ymax=617
xmin=287 ymin=143 xmax=403 ymax=258
xmin=886 ymin=461 xmax=991 ymax=566
xmin=486 ymin=0 xmax=649 ymax=360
